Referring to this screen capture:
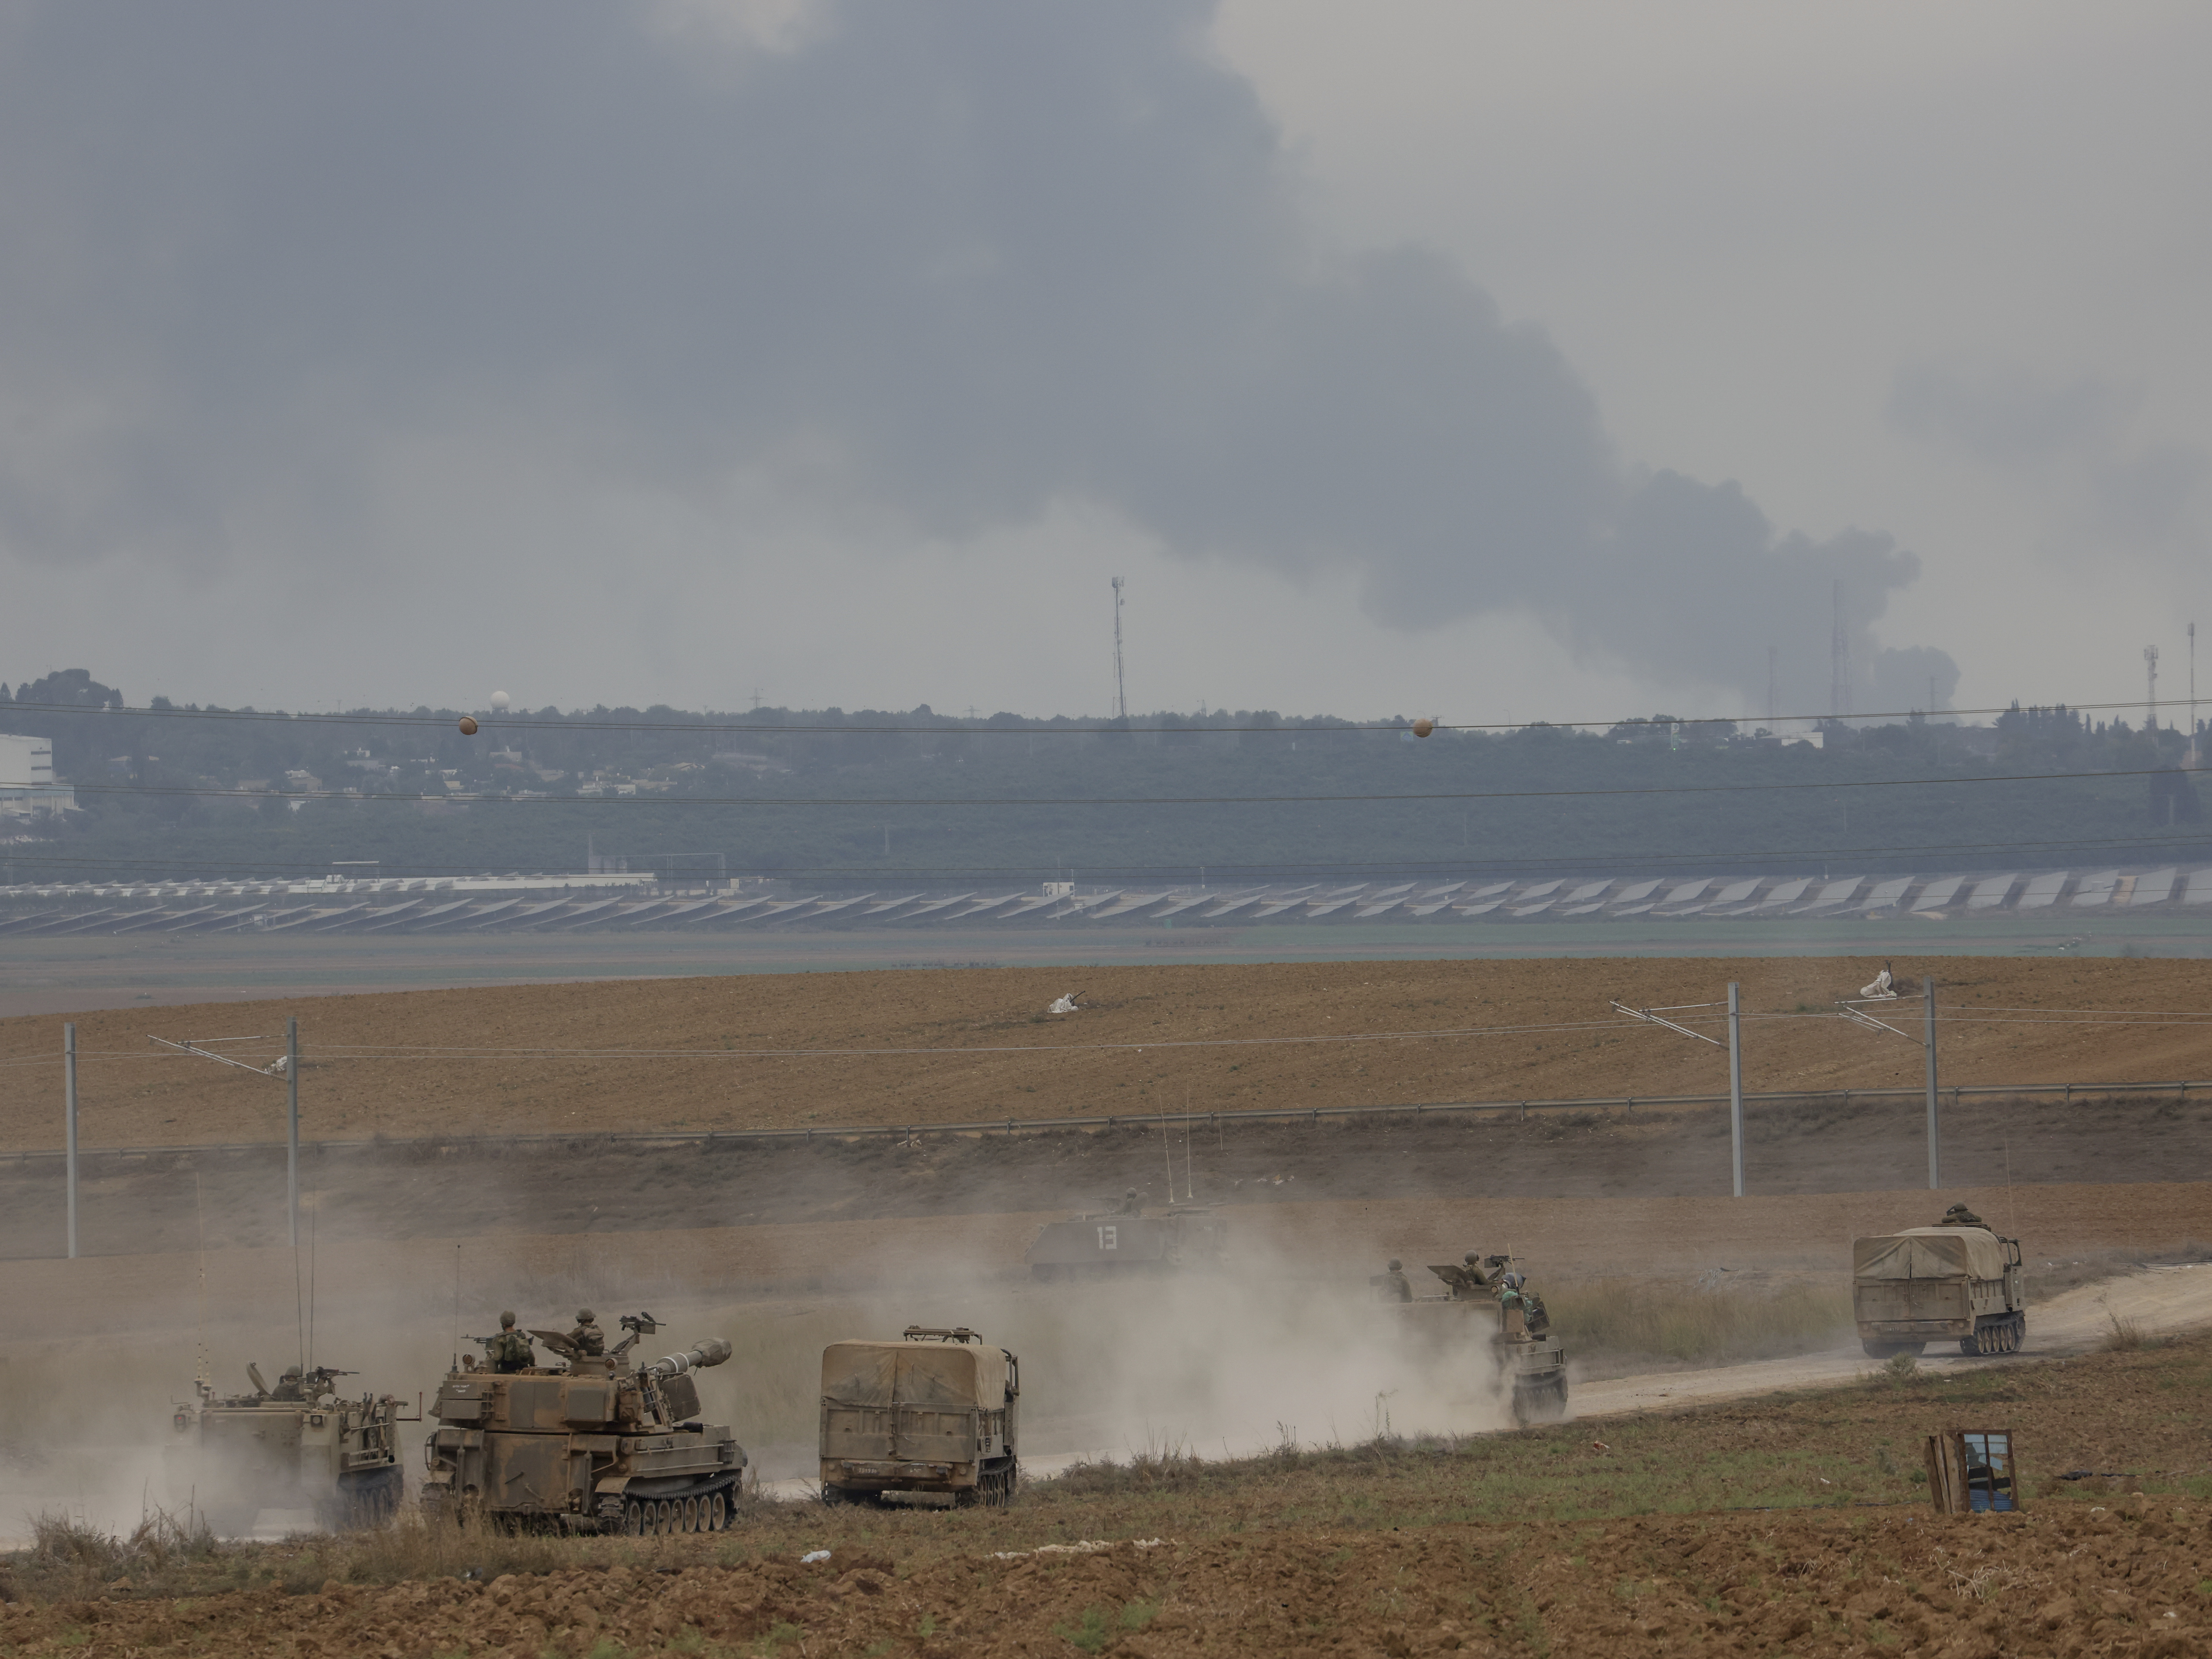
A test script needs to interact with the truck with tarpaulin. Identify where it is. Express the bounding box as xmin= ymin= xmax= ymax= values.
xmin=1853 ymin=1225 xmax=2025 ymax=1357
xmin=818 ymin=1326 xmax=1019 ymax=1507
